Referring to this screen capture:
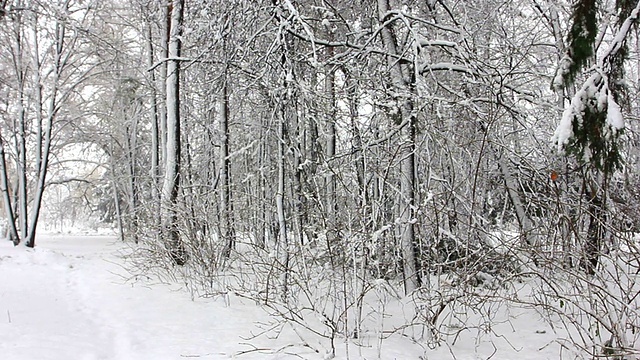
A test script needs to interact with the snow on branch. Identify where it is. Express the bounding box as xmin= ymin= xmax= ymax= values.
xmin=554 ymin=70 xmax=625 ymax=148
xmin=553 ymin=72 xmax=603 ymax=151
xmin=552 ymin=1 xmax=640 ymax=170
xmin=417 ymin=39 xmax=457 ymax=48
xmin=419 ymin=62 xmax=474 ymax=75
xmin=552 ymin=70 xmax=624 ymax=170
xmin=147 ymin=57 xmax=194 ymax=72
xmin=47 ymin=177 xmax=92 ymax=186
xmin=600 ymin=1 xmax=640 ymax=67
xmin=553 ymin=1 xmax=640 ymax=89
